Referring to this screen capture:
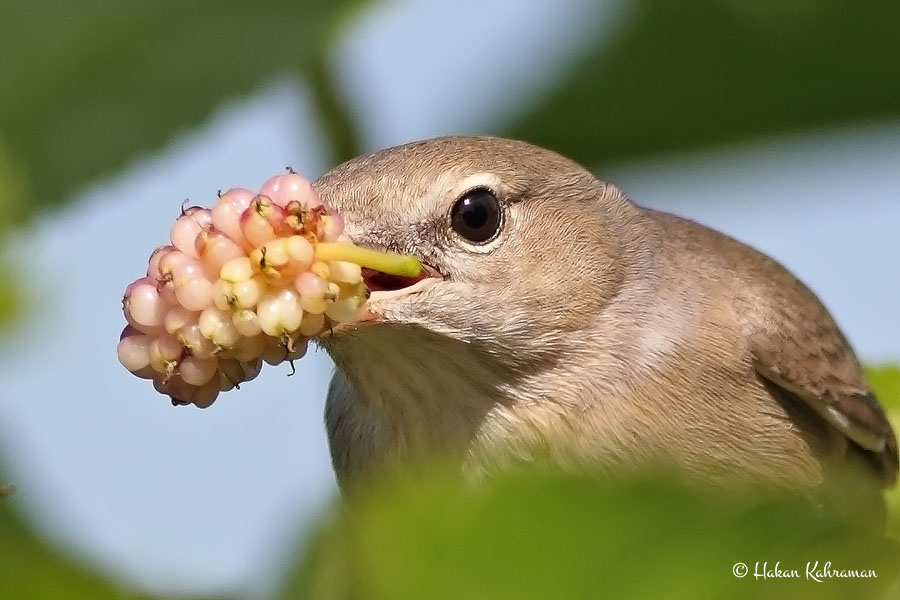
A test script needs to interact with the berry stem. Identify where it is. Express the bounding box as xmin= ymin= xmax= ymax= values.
xmin=314 ymin=243 xmax=421 ymax=277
